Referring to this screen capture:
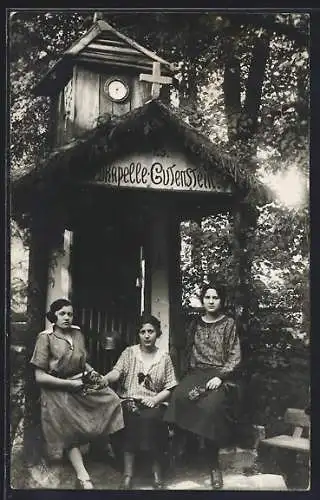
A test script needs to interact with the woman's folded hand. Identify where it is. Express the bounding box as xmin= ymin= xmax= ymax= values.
xmin=206 ymin=377 xmax=222 ymax=390
xmin=137 ymin=396 xmax=157 ymax=408
xmin=68 ymin=378 xmax=84 ymax=392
